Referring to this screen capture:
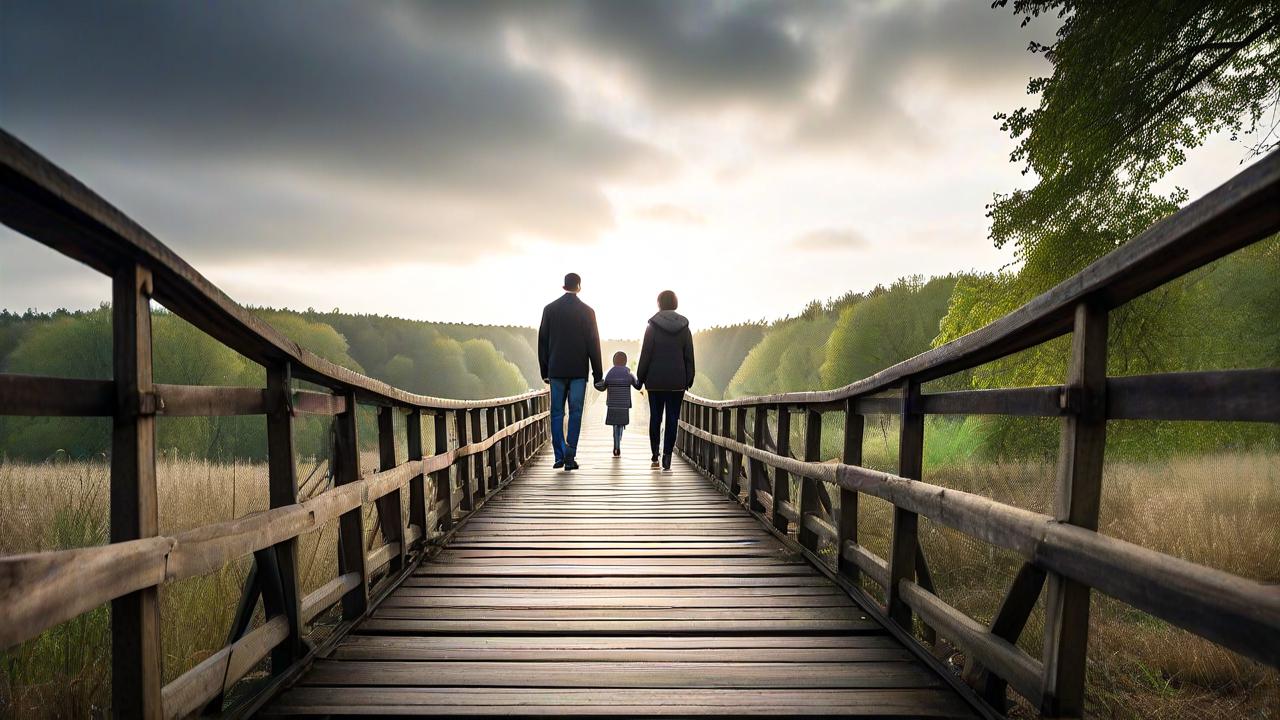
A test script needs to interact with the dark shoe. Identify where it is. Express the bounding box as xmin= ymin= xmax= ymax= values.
xmin=613 ymin=448 xmax=621 ymax=457
xmin=564 ymin=459 xmax=579 ymax=471
xmin=650 ymin=454 xmax=660 ymax=469
xmin=661 ymin=454 xmax=672 ymax=471
xmin=553 ymin=460 xmax=565 ymax=469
